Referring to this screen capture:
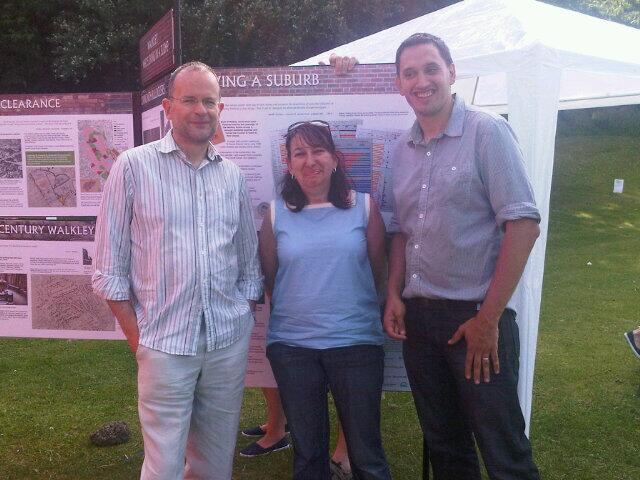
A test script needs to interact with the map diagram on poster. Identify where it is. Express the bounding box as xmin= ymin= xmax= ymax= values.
xmin=26 ymin=159 xmax=77 ymax=208
xmin=78 ymin=120 xmax=120 ymax=193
